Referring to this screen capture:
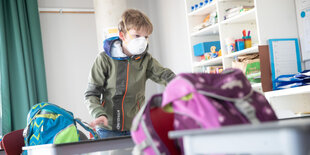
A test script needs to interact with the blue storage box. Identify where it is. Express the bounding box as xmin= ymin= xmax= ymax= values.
xmin=193 ymin=41 xmax=221 ymax=56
